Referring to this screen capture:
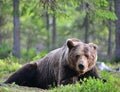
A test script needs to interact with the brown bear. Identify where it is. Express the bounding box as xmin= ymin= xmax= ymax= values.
xmin=4 ymin=38 xmax=101 ymax=89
